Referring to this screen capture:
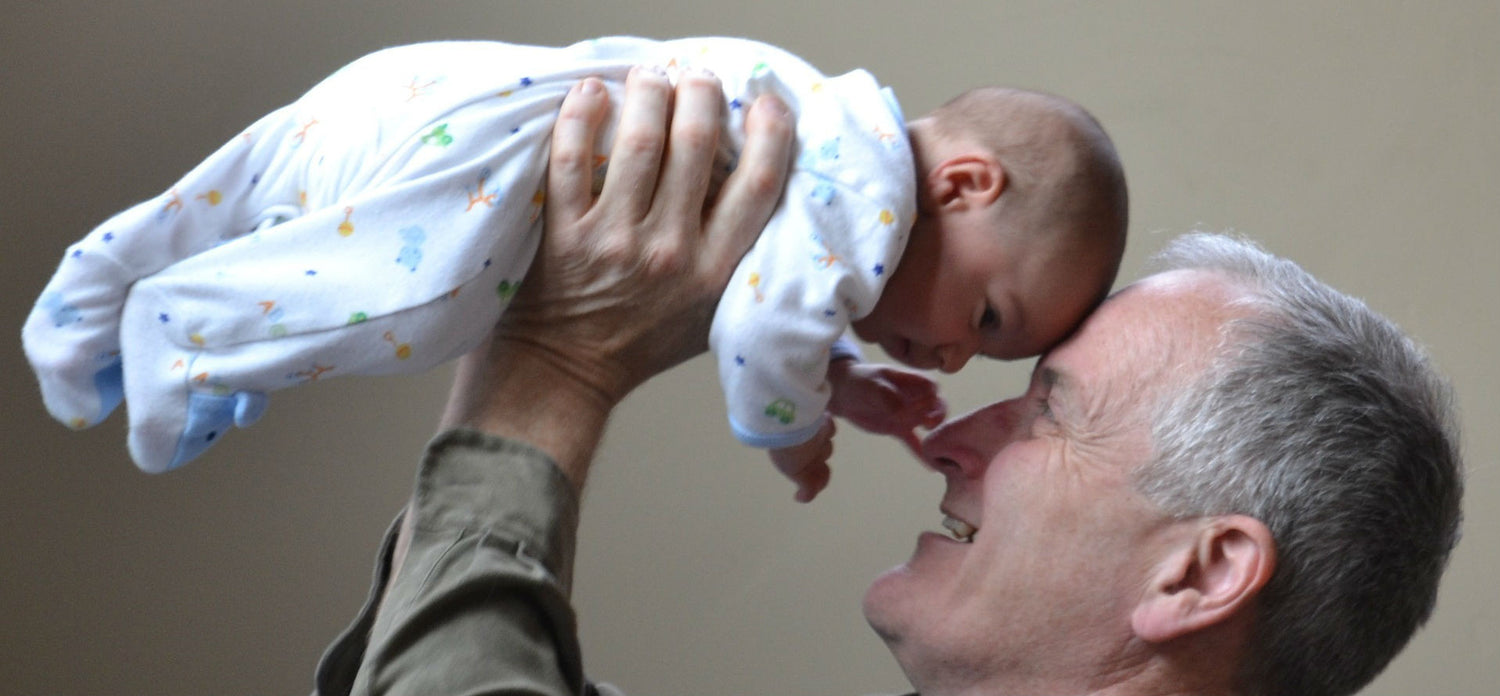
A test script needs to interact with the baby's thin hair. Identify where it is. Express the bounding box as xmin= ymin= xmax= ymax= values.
xmin=932 ymin=86 xmax=1130 ymax=303
xmin=930 ymin=86 xmax=1126 ymax=233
